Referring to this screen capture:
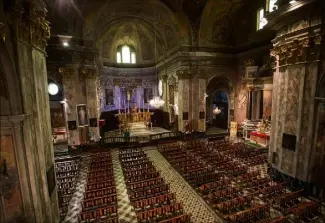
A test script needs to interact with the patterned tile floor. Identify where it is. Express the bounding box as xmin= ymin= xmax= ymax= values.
xmin=63 ymin=156 xmax=91 ymax=223
xmin=144 ymin=147 xmax=222 ymax=223
xmin=111 ymin=149 xmax=138 ymax=223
